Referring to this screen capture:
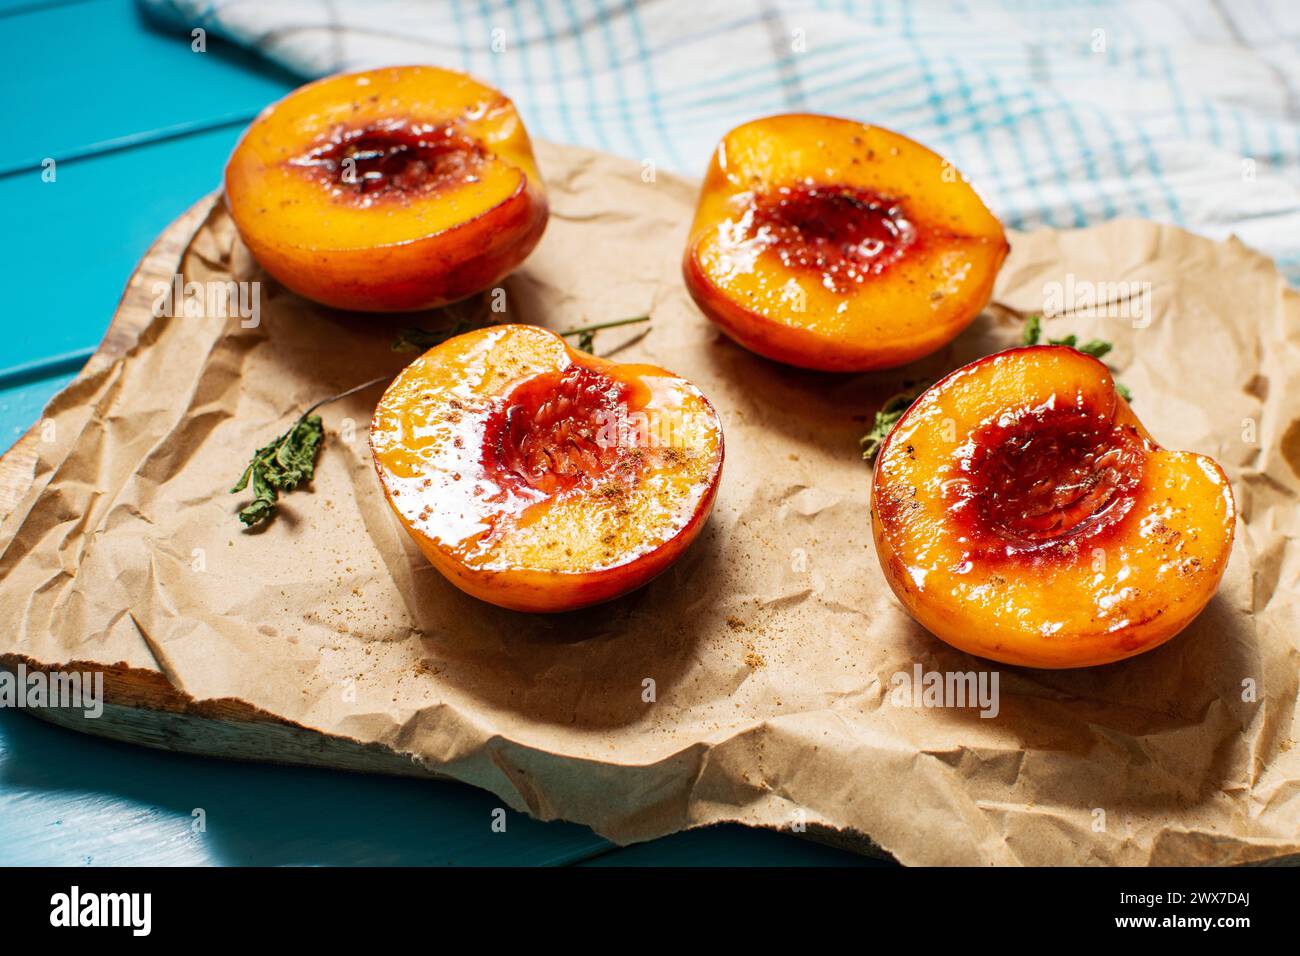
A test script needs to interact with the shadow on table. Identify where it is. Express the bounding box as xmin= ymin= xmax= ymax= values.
xmin=0 ymin=709 xmax=878 ymax=866
xmin=0 ymin=707 xmax=603 ymax=866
